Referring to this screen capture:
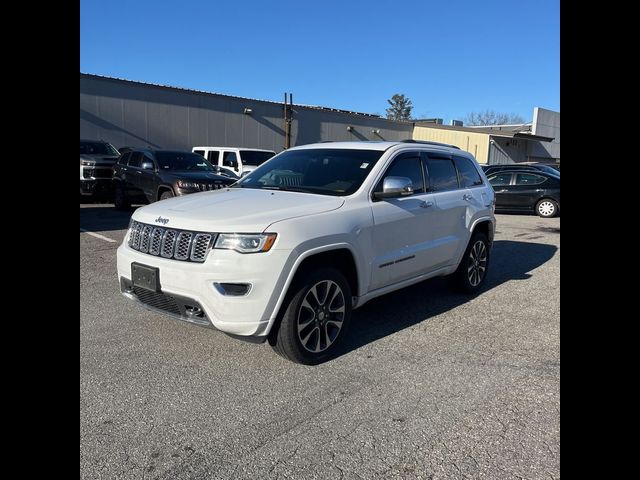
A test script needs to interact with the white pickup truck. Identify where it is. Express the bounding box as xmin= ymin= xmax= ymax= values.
xmin=192 ymin=147 xmax=275 ymax=177
xmin=118 ymin=140 xmax=495 ymax=364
